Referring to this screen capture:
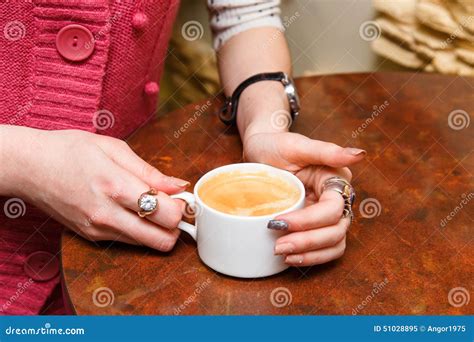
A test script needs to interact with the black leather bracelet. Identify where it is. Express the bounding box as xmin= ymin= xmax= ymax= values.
xmin=219 ymin=72 xmax=300 ymax=125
